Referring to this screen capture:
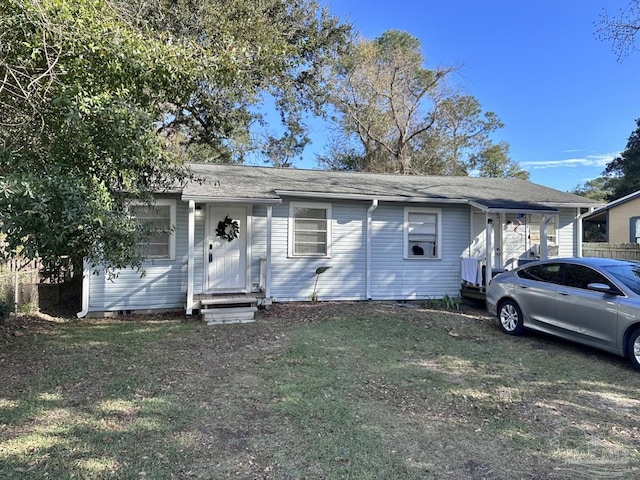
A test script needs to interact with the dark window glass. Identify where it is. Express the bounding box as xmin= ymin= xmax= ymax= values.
xmin=517 ymin=264 xmax=562 ymax=283
xmin=604 ymin=264 xmax=640 ymax=295
xmin=563 ymin=264 xmax=612 ymax=290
